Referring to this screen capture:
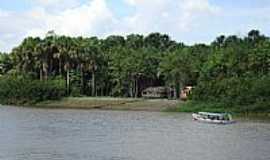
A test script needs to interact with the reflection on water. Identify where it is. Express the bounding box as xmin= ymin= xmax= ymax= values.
xmin=0 ymin=106 xmax=270 ymax=160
